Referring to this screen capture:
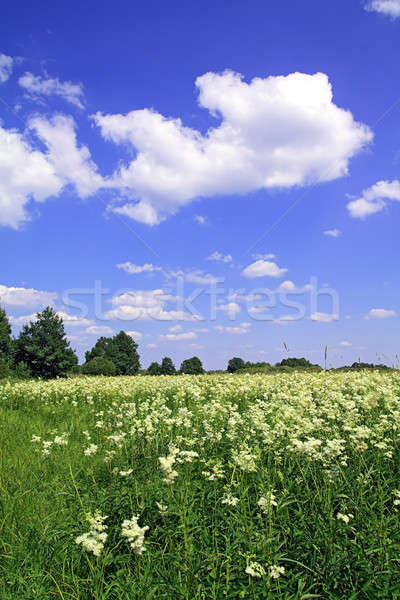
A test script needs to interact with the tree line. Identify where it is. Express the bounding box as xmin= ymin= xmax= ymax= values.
xmin=0 ymin=306 xmax=204 ymax=379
